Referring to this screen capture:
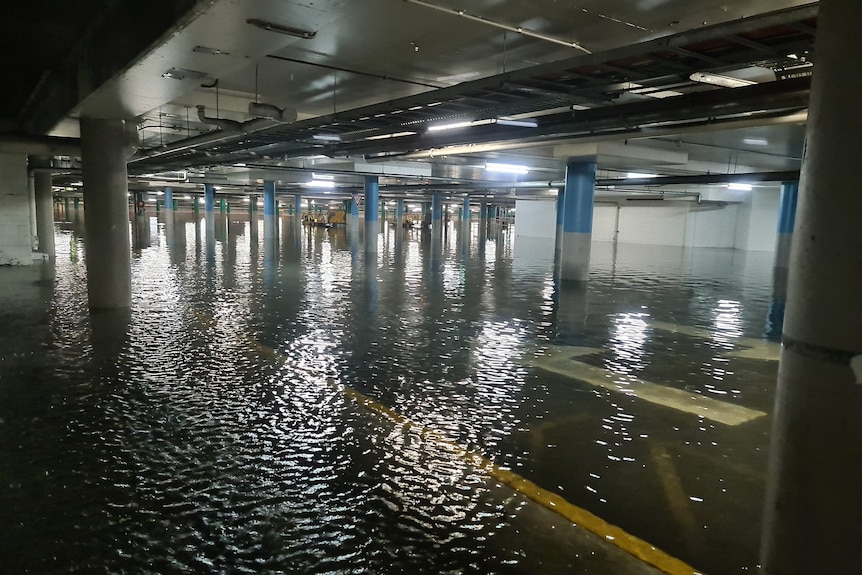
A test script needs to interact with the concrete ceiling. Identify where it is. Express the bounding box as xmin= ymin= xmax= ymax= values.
xmin=4 ymin=0 xmax=817 ymax=198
